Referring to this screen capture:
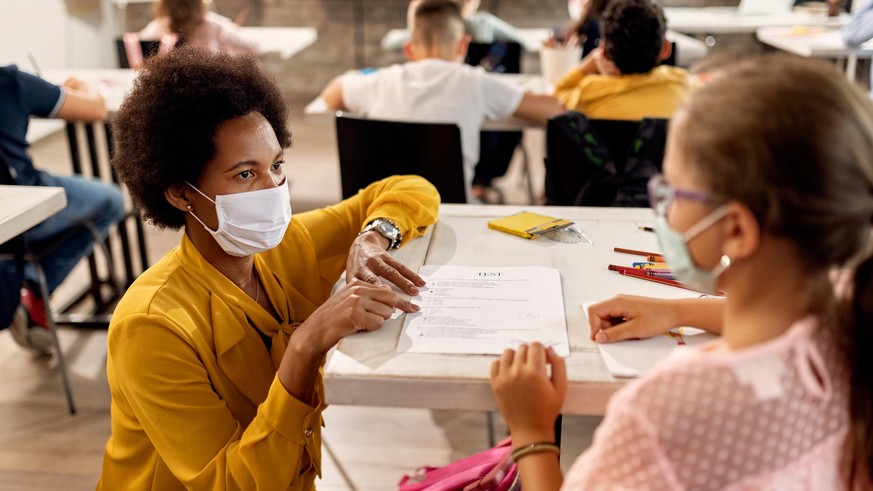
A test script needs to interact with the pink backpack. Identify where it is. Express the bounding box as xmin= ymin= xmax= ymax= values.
xmin=398 ymin=437 xmax=520 ymax=491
